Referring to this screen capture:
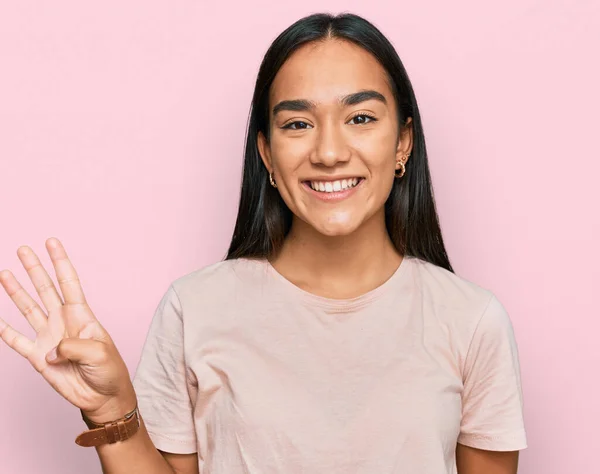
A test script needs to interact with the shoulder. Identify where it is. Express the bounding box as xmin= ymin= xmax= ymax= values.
xmin=168 ymin=257 xmax=268 ymax=306
xmin=408 ymin=257 xmax=516 ymax=371
xmin=408 ymin=257 xmax=509 ymax=344
xmin=409 ymin=256 xmax=494 ymax=311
